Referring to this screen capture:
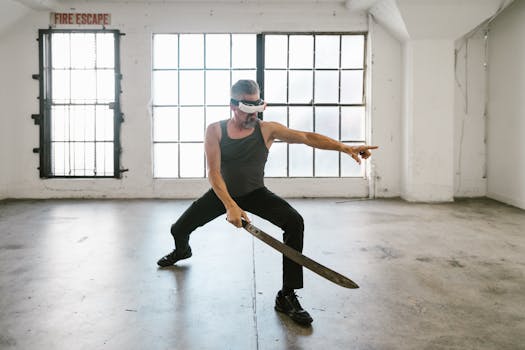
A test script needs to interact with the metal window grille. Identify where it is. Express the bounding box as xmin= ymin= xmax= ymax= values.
xmin=36 ymin=29 xmax=123 ymax=178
